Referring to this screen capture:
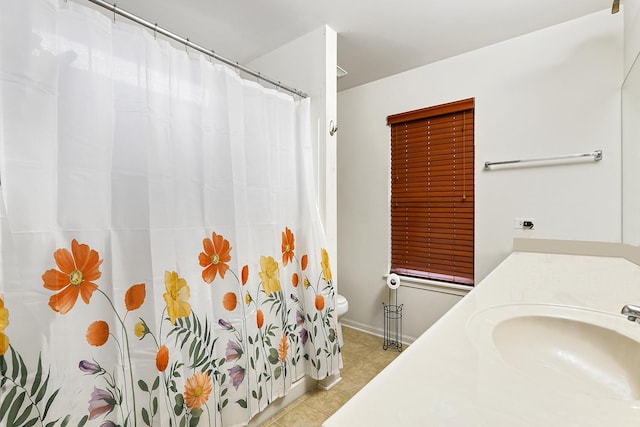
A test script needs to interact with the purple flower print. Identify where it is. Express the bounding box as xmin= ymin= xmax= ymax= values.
xmin=225 ymin=340 xmax=243 ymax=362
xmin=79 ymin=360 xmax=101 ymax=374
xmin=228 ymin=365 xmax=246 ymax=390
xmin=296 ymin=310 xmax=304 ymax=326
xmin=299 ymin=328 xmax=308 ymax=345
xmin=88 ymin=387 xmax=116 ymax=420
